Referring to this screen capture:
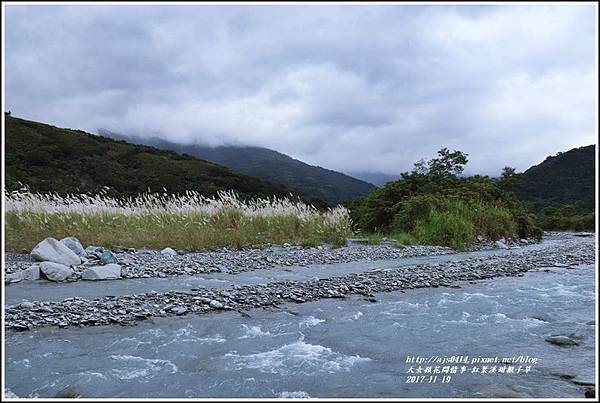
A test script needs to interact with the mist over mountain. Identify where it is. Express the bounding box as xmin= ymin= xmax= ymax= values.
xmin=99 ymin=130 xmax=375 ymax=205
xmin=5 ymin=115 xmax=322 ymax=205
